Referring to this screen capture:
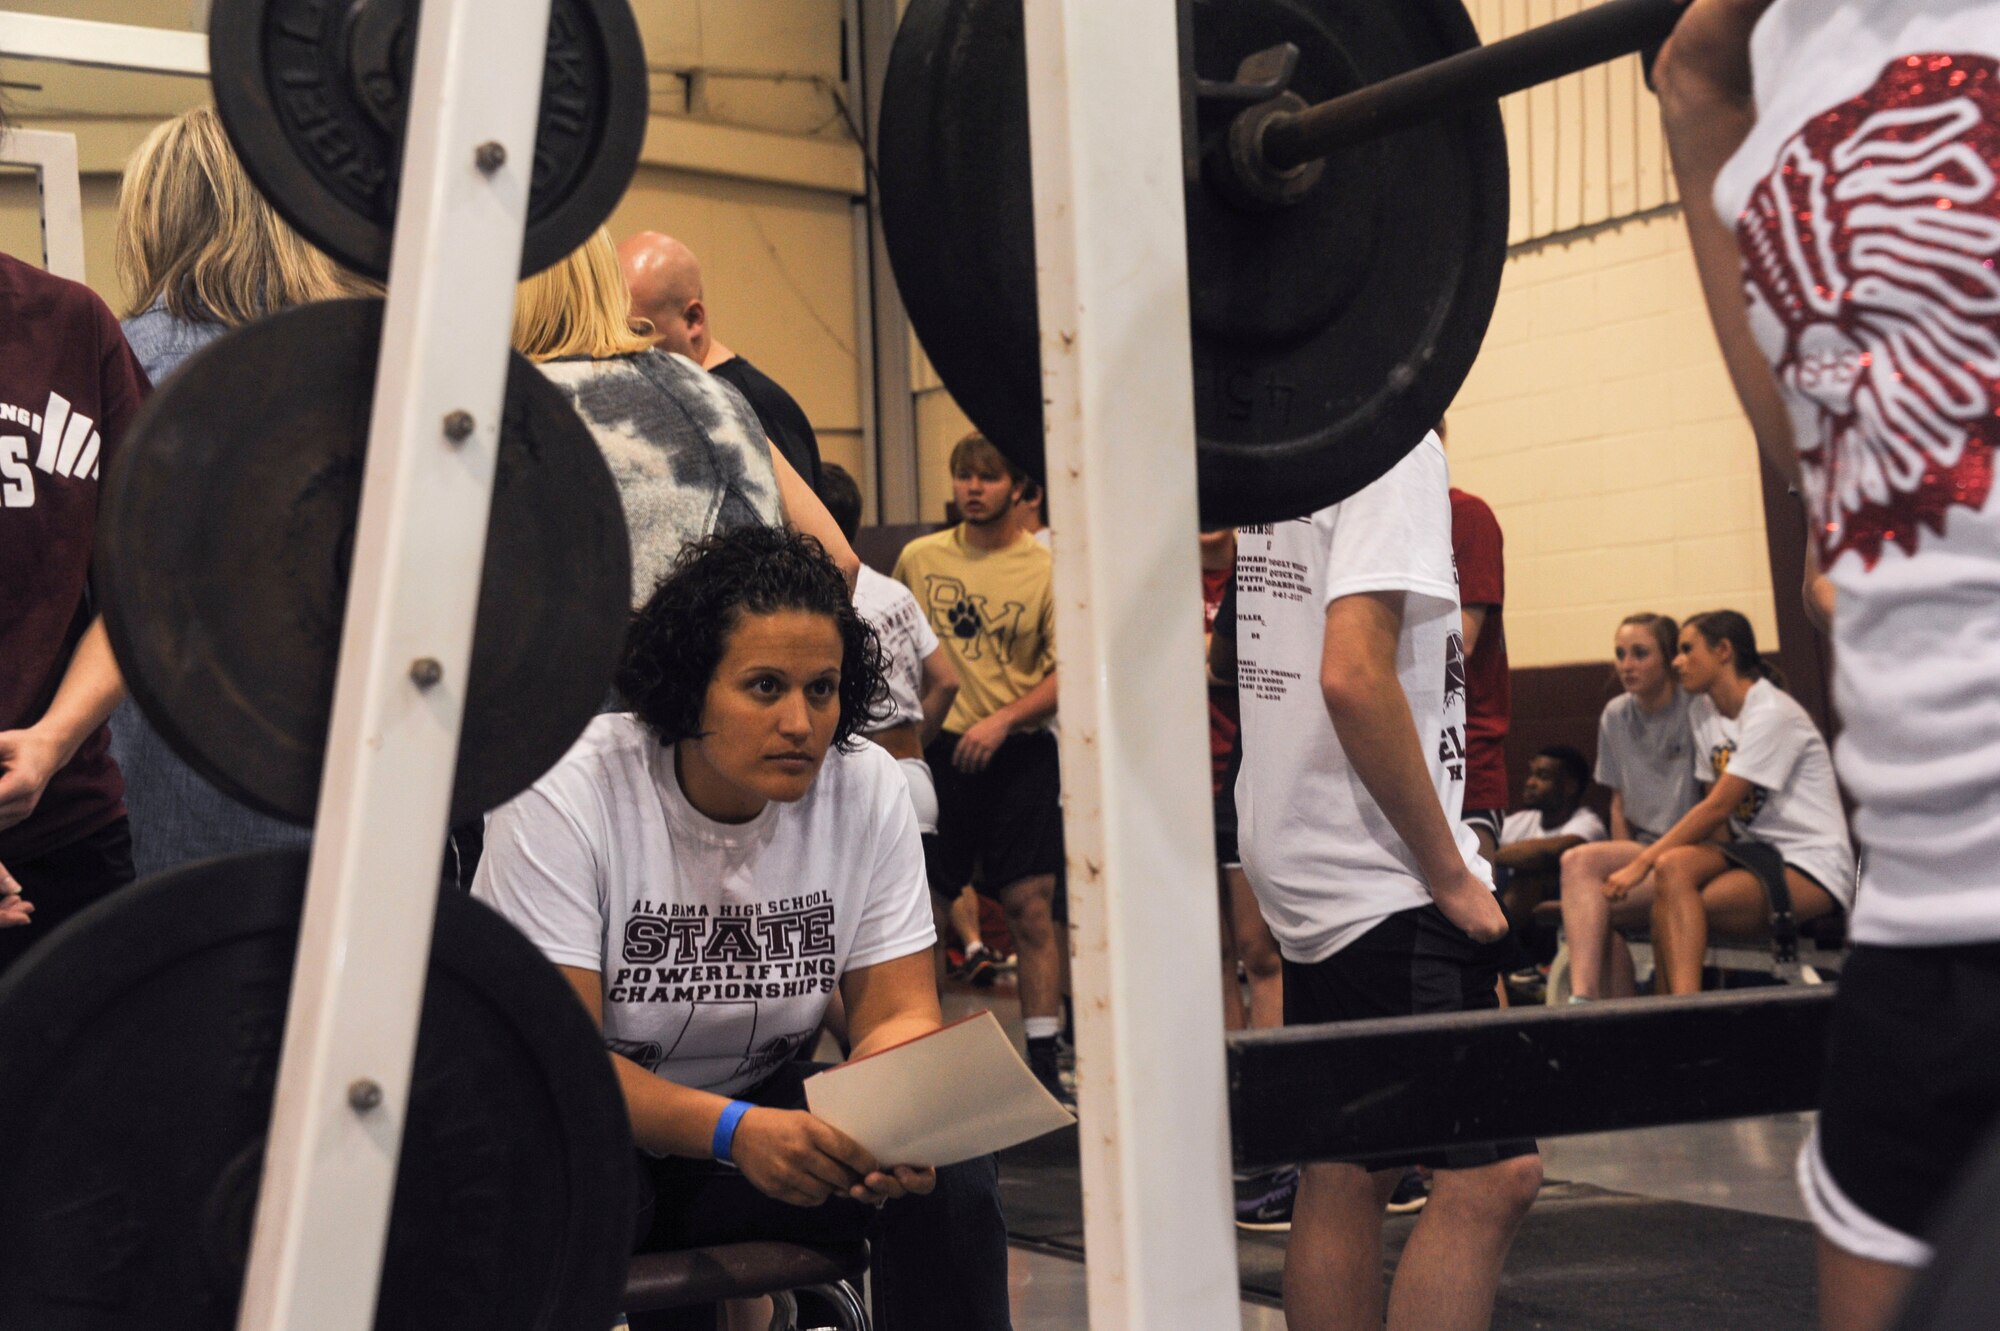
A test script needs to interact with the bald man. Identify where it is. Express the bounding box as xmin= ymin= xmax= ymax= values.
xmin=619 ymin=231 xmax=823 ymax=490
